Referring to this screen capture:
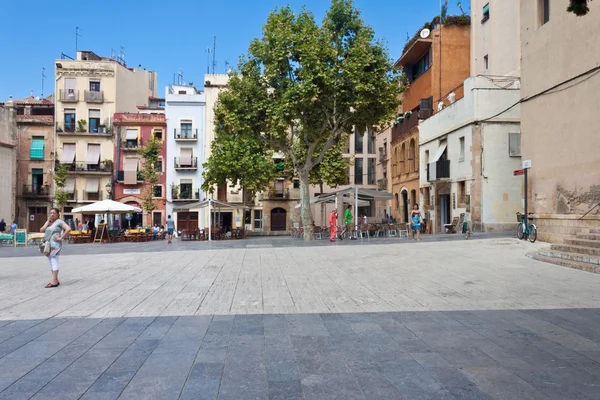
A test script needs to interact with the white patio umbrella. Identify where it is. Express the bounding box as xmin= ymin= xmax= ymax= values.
xmin=72 ymin=200 xmax=142 ymax=213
